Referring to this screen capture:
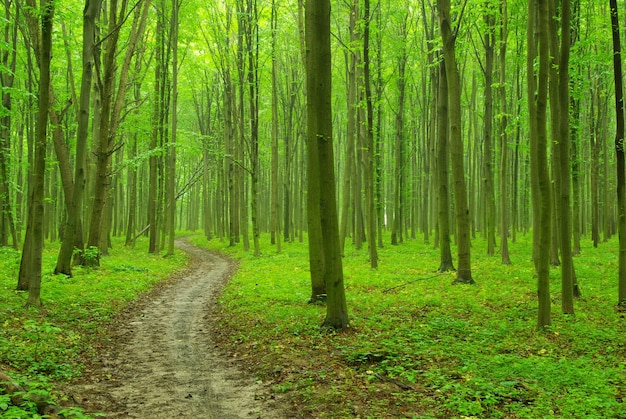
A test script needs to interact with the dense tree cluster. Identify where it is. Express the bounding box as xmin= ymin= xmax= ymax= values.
xmin=1 ymin=0 xmax=625 ymax=327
